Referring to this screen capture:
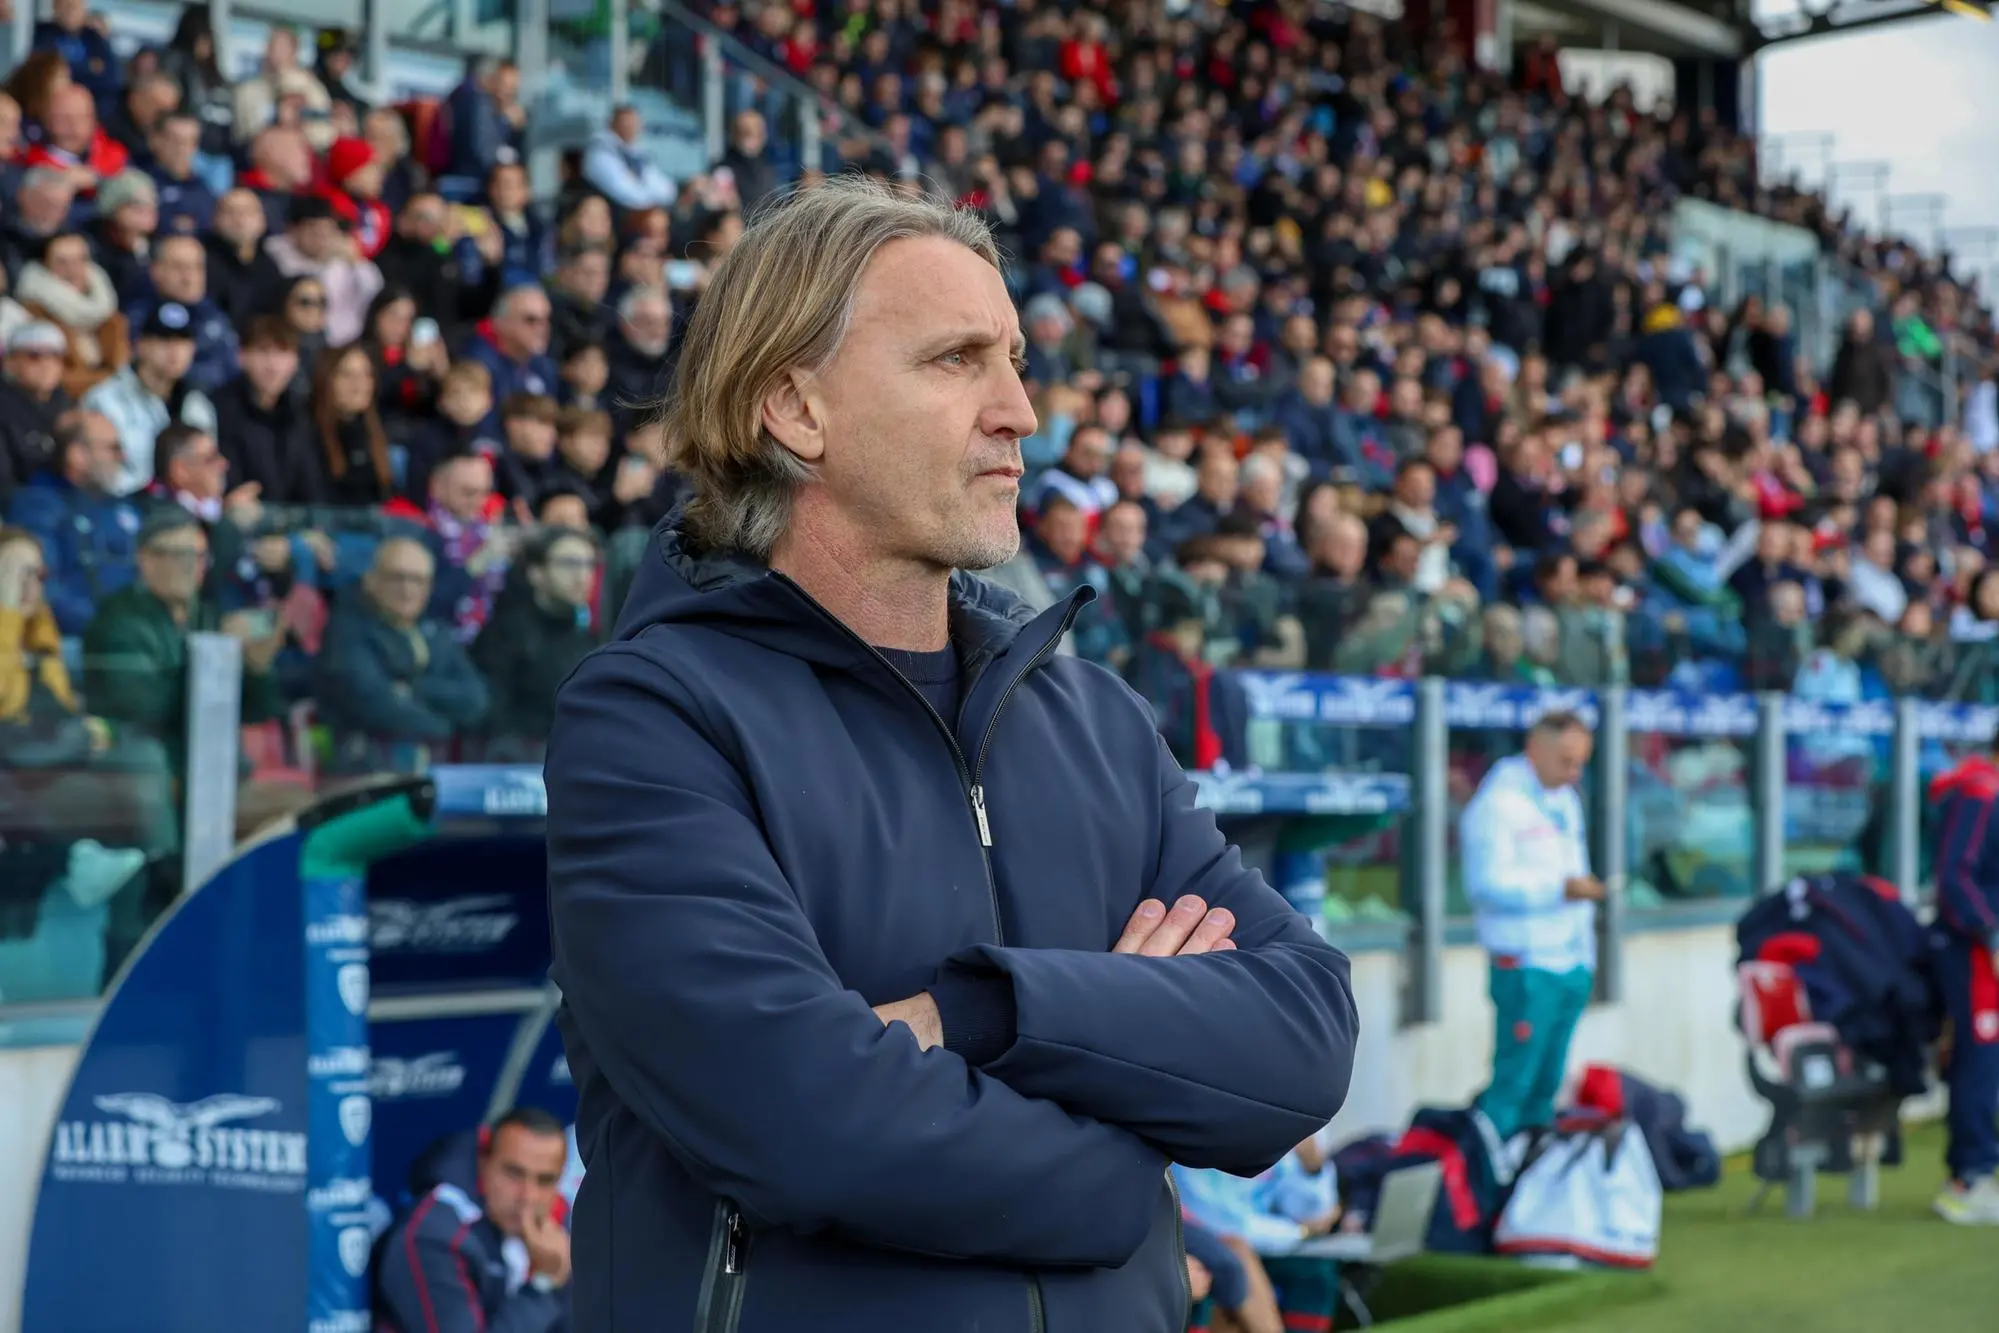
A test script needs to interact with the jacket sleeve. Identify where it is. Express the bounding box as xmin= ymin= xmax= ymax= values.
xmin=933 ymin=731 xmax=1356 ymax=1176
xmin=1934 ymin=790 xmax=1999 ymax=947
xmin=376 ymin=1197 xmax=564 ymax=1333
xmin=1460 ymin=787 xmax=1567 ymax=914
xmin=545 ymin=648 xmax=1170 ymax=1268
xmin=81 ymin=610 xmax=175 ymax=731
